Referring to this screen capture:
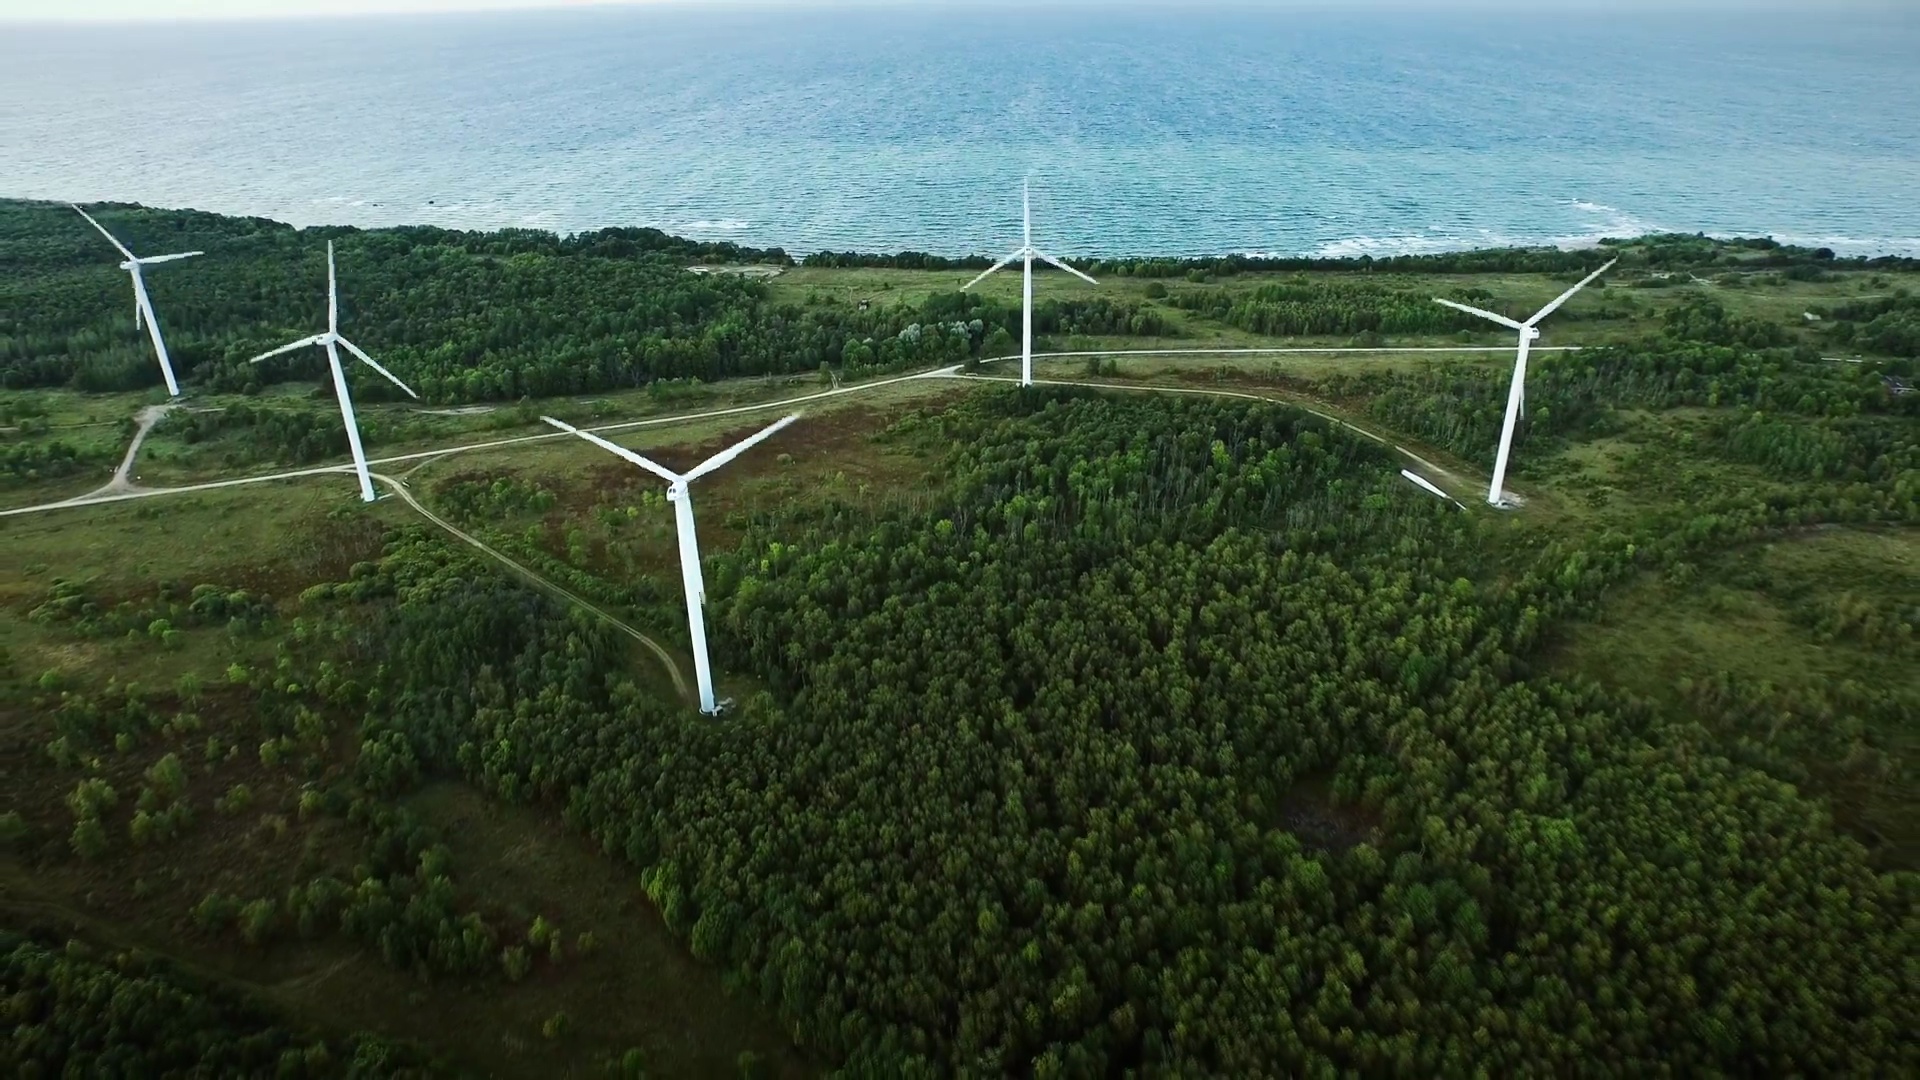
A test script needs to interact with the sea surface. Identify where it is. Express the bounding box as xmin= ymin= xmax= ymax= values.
xmin=3 ymin=4 xmax=1917 ymax=258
